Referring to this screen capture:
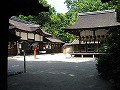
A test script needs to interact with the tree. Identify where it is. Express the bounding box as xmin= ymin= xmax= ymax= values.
xmin=96 ymin=0 xmax=120 ymax=87
xmin=65 ymin=0 xmax=114 ymax=13
xmin=16 ymin=0 xmax=116 ymax=43
xmin=17 ymin=0 xmax=54 ymax=27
